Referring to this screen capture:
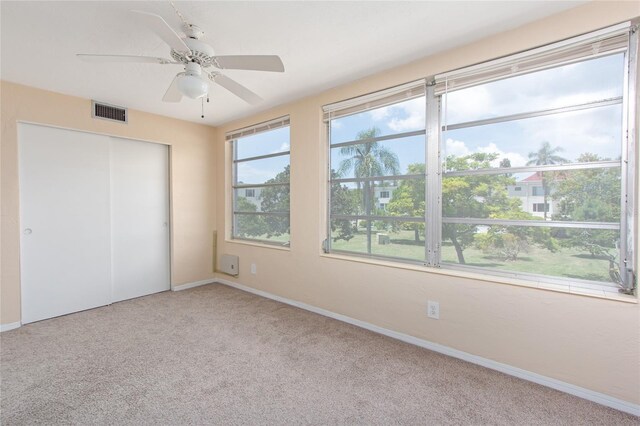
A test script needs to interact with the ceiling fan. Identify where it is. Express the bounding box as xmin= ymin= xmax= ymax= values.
xmin=77 ymin=7 xmax=284 ymax=105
